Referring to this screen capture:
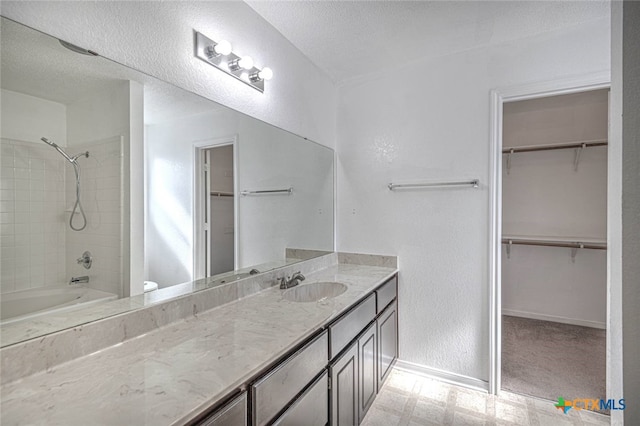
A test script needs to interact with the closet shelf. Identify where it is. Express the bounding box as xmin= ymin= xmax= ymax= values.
xmin=502 ymin=139 xmax=607 ymax=154
xmin=210 ymin=191 xmax=234 ymax=197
